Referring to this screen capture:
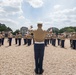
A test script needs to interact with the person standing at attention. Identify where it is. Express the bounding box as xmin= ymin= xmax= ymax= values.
xmin=18 ymin=32 xmax=22 ymax=46
xmin=15 ymin=33 xmax=18 ymax=45
xmin=8 ymin=32 xmax=13 ymax=46
xmin=1 ymin=31 xmax=5 ymax=45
